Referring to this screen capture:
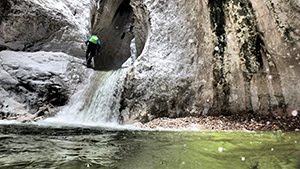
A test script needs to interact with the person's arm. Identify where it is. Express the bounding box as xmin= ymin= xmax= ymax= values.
xmin=85 ymin=38 xmax=90 ymax=46
xmin=97 ymin=40 xmax=101 ymax=52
